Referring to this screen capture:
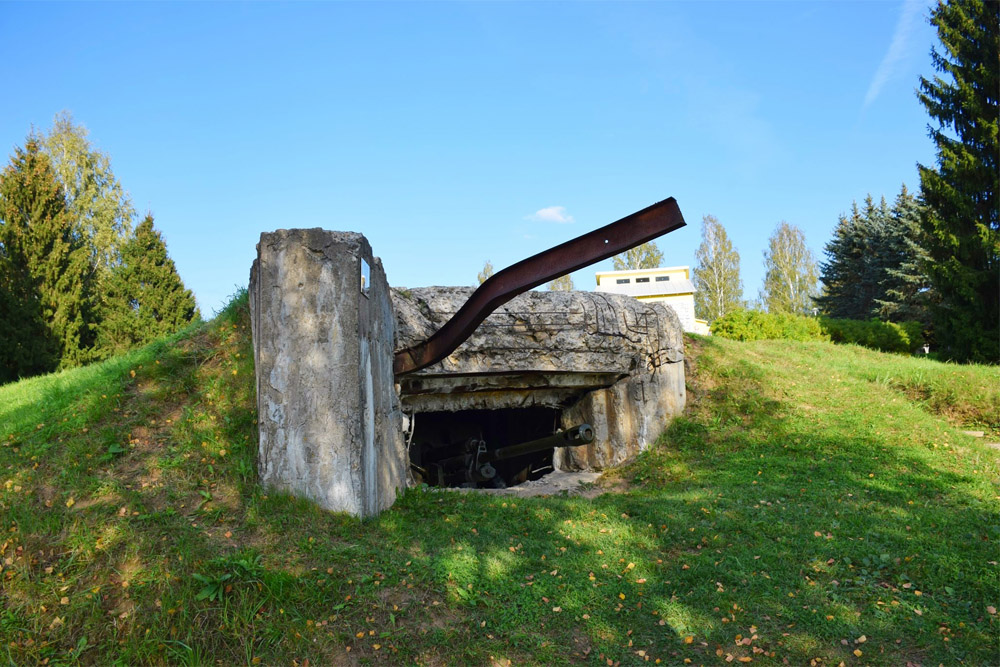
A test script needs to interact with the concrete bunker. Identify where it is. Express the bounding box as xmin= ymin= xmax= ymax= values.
xmin=250 ymin=226 xmax=687 ymax=516
xmin=393 ymin=286 xmax=686 ymax=489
